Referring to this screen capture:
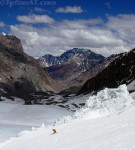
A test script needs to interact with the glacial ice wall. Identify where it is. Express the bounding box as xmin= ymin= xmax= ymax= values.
xmin=56 ymin=85 xmax=134 ymax=124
